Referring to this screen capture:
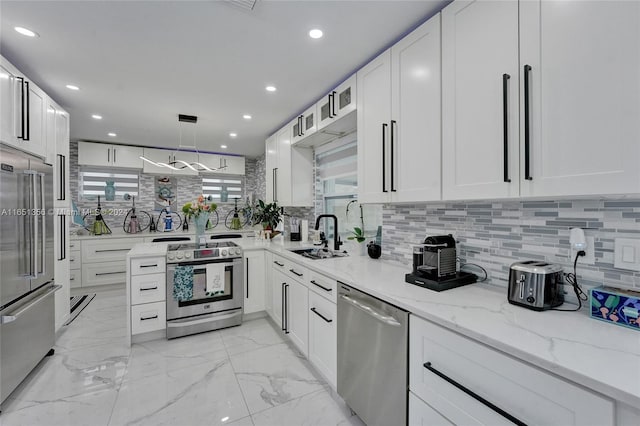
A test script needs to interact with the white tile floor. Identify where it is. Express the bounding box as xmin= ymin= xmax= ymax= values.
xmin=0 ymin=288 xmax=364 ymax=426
